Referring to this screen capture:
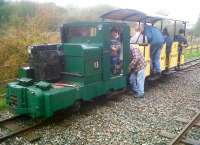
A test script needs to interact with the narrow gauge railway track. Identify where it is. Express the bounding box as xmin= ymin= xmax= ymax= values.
xmin=163 ymin=58 xmax=200 ymax=75
xmin=160 ymin=110 xmax=200 ymax=145
xmin=0 ymin=58 xmax=199 ymax=143
xmin=182 ymin=58 xmax=200 ymax=66
xmin=0 ymin=89 xmax=126 ymax=143
xmin=179 ymin=58 xmax=200 ymax=71
xmin=0 ymin=115 xmax=44 ymax=143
